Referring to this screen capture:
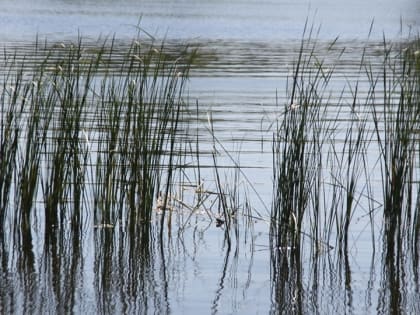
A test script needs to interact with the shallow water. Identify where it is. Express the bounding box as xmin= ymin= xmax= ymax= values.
xmin=1 ymin=1 xmax=420 ymax=314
